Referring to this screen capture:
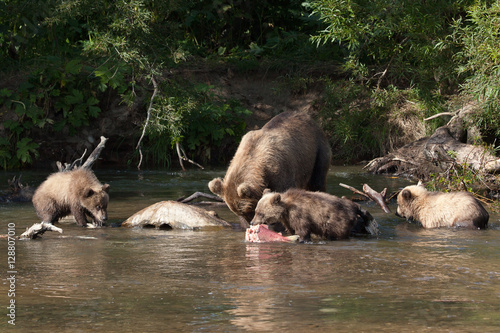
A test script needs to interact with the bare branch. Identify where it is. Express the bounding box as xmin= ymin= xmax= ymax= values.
xmin=424 ymin=112 xmax=456 ymax=121
xmin=176 ymin=142 xmax=185 ymax=171
xmin=177 ymin=191 xmax=223 ymax=203
xmin=81 ymin=136 xmax=108 ymax=169
xmin=340 ymin=183 xmax=392 ymax=213
xmin=339 ymin=183 xmax=370 ymax=200
xmin=176 ymin=142 xmax=204 ymax=170
xmin=136 ymin=75 xmax=159 ymax=170
xmin=362 ymin=184 xmax=391 ymax=213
